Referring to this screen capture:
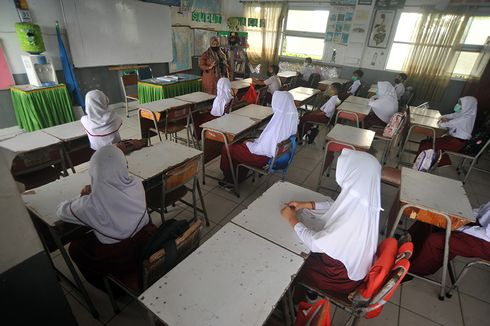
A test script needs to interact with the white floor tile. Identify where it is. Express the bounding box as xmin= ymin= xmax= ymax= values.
xmin=398 ymin=307 xmax=442 ymax=326
xmin=459 ymin=292 xmax=490 ymax=326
